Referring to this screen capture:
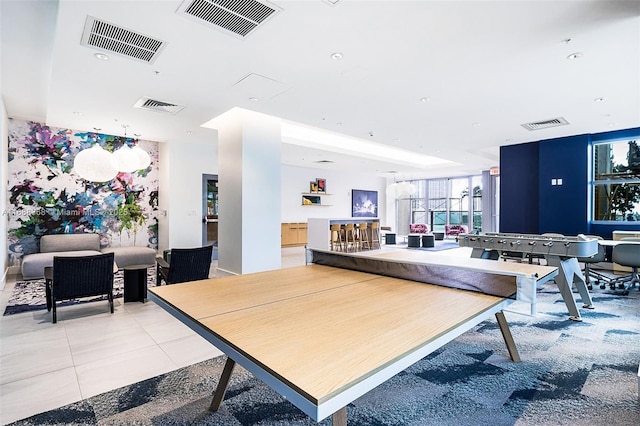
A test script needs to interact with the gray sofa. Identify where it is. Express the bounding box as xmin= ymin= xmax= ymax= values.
xmin=21 ymin=234 xmax=156 ymax=280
